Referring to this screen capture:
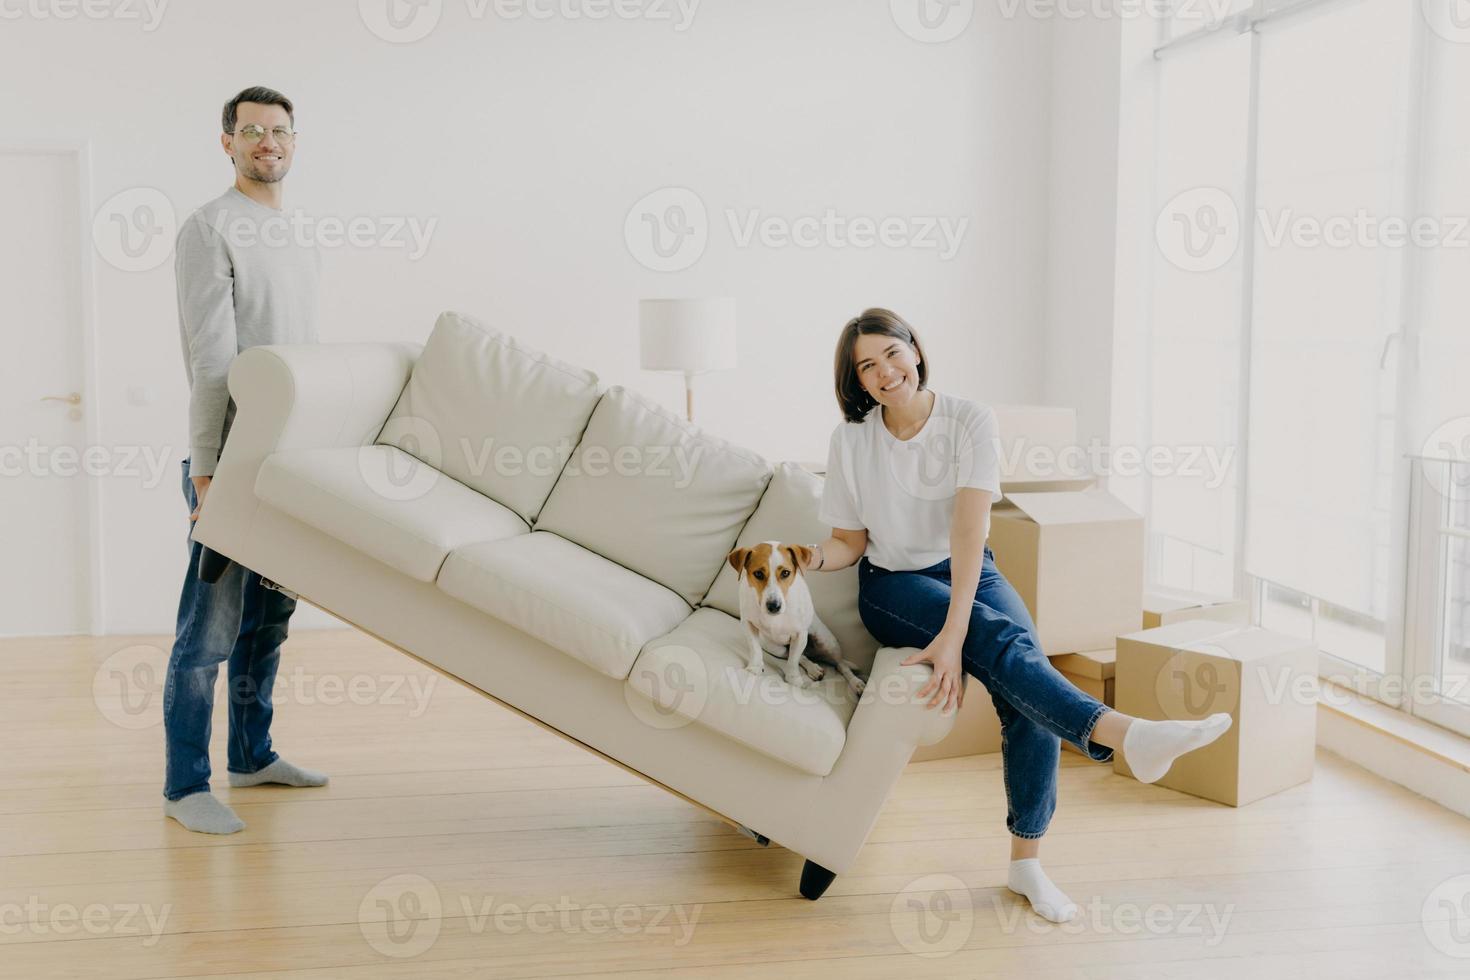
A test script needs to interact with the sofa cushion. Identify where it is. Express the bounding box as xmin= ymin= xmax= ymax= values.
xmin=701 ymin=463 xmax=880 ymax=674
xmin=375 ymin=311 xmax=602 ymax=524
xmin=534 ymin=386 xmax=773 ymax=606
xmin=437 ymin=531 xmax=692 ymax=680
xmin=626 ymin=607 xmax=858 ymax=777
xmin=256 ymin=445 xmax=530 ymax=582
